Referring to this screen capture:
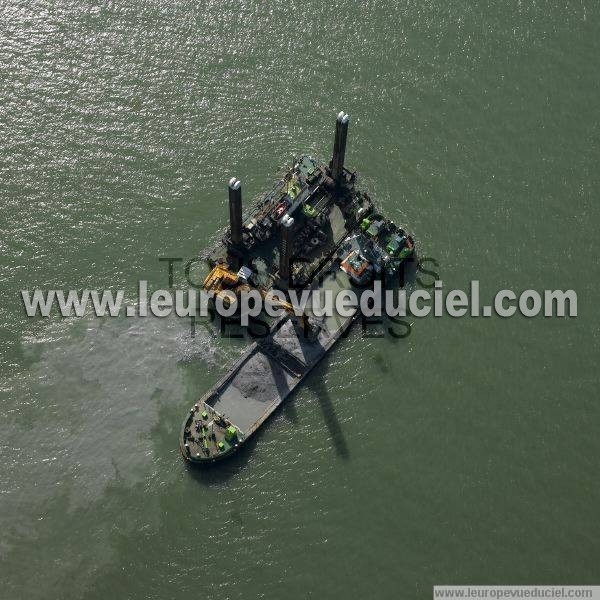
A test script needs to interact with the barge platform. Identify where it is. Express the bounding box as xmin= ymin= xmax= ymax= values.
xmin=180 ymin=112 xmax=414 ymax=464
